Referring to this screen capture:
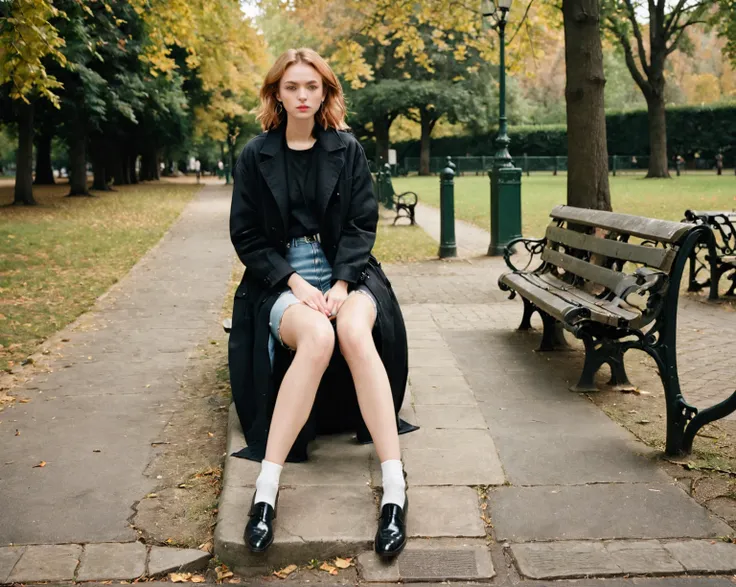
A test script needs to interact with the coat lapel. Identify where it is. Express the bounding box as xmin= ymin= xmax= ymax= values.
xmin=258 ymin=126 xmax=289 ymax=232
xmin=315 ymin=126 xmax=346 ymax=222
